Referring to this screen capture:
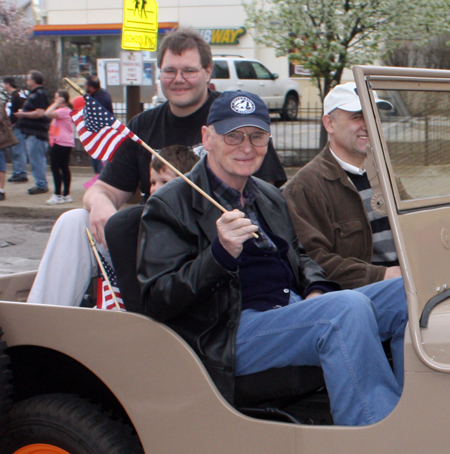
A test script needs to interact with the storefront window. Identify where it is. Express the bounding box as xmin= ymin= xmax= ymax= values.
xmin=62 ymin=37 xmax=102 ymax=78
